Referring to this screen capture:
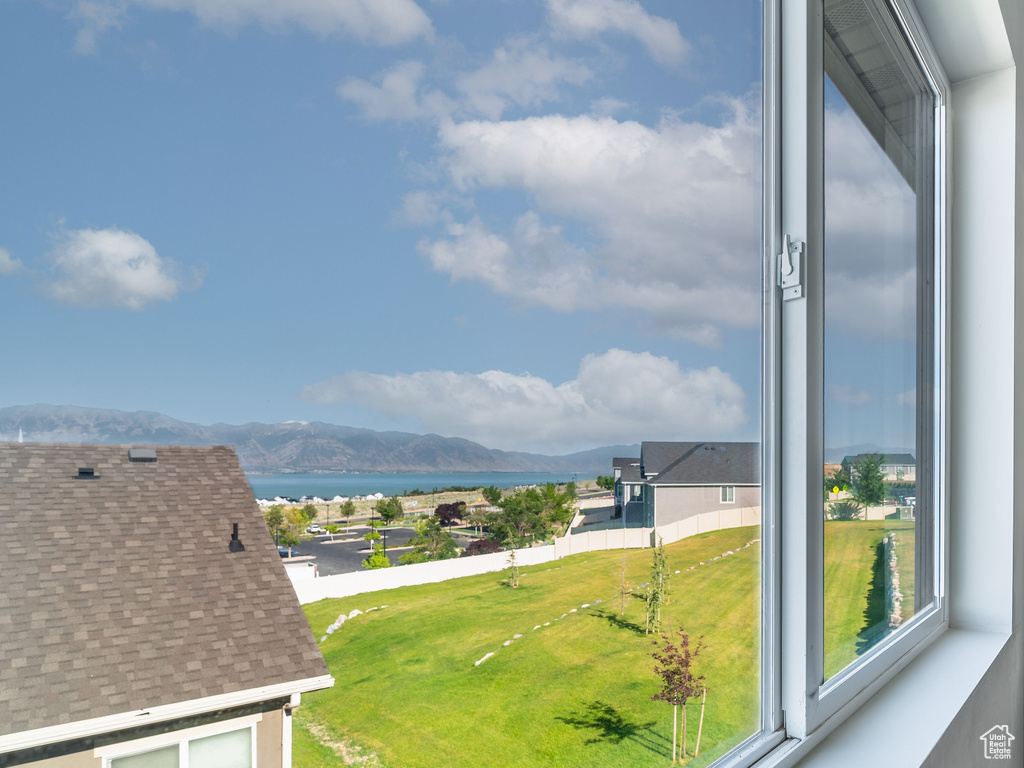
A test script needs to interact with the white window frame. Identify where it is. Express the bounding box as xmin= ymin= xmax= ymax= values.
xmin=716 ymin=0 xmax=1017 ymax=765
xmin=721 ymin=486 xmax=736 ymax=504
xmin=94 ymin=713 xmax=260 ymax=768
xmin=767 ymin=0 xmax=949 ymax=748
xmin=701 ymin=1 xmax=953 ymax=766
